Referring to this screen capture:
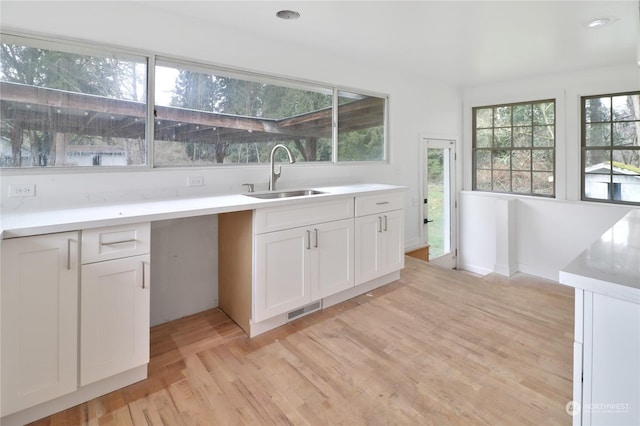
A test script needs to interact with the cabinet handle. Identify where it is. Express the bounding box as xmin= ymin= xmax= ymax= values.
xmin=66 ymin=239 xmax=72 ymax=270
xmin=378 ymin=216 xmax=382 ymax=233
xmin=306 ymin=230 xmax=311 ymax=250
xmin=142 ymin=261 xmax=147 ymax=289
xmin=100 ymin=238 xmax=137 ymax=246
xmin=314 ymin=228 xmax=319 ymax=248
xmin=383 ymin=215 xmax=388 ymax=232
xmin=376 ymin=201 xmax=389 ymax=205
